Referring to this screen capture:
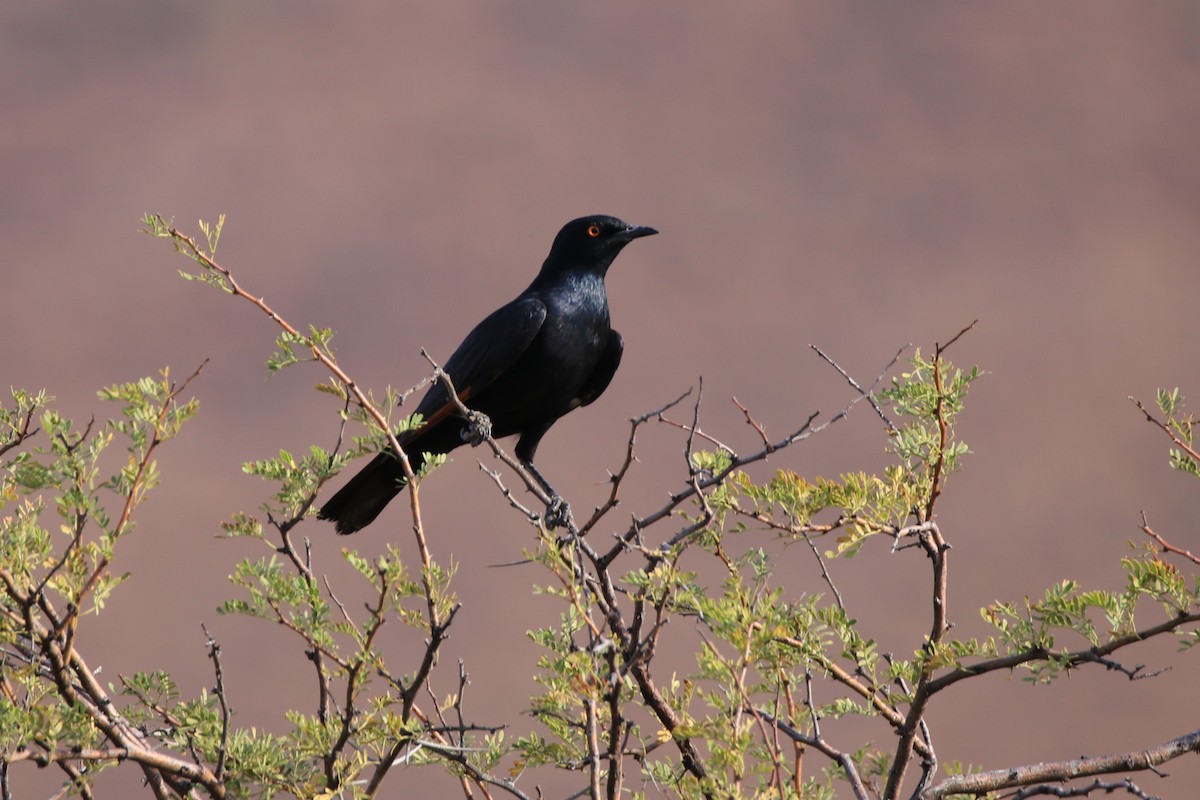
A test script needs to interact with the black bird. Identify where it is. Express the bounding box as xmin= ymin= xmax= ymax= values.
xmin=318 ymin=215 xmax=657 ymax=535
